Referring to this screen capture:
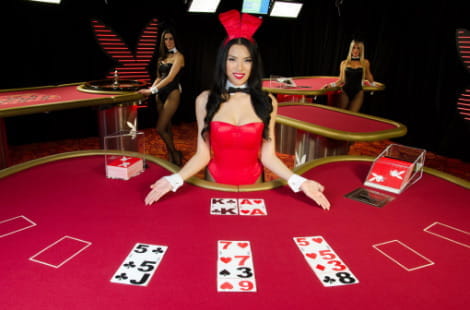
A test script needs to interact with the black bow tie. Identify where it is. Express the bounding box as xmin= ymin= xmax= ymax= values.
xmin=168 ymin=50 xmax=175 ymax=54
xmin=227 ymin=87 xmax=250 ymax=94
